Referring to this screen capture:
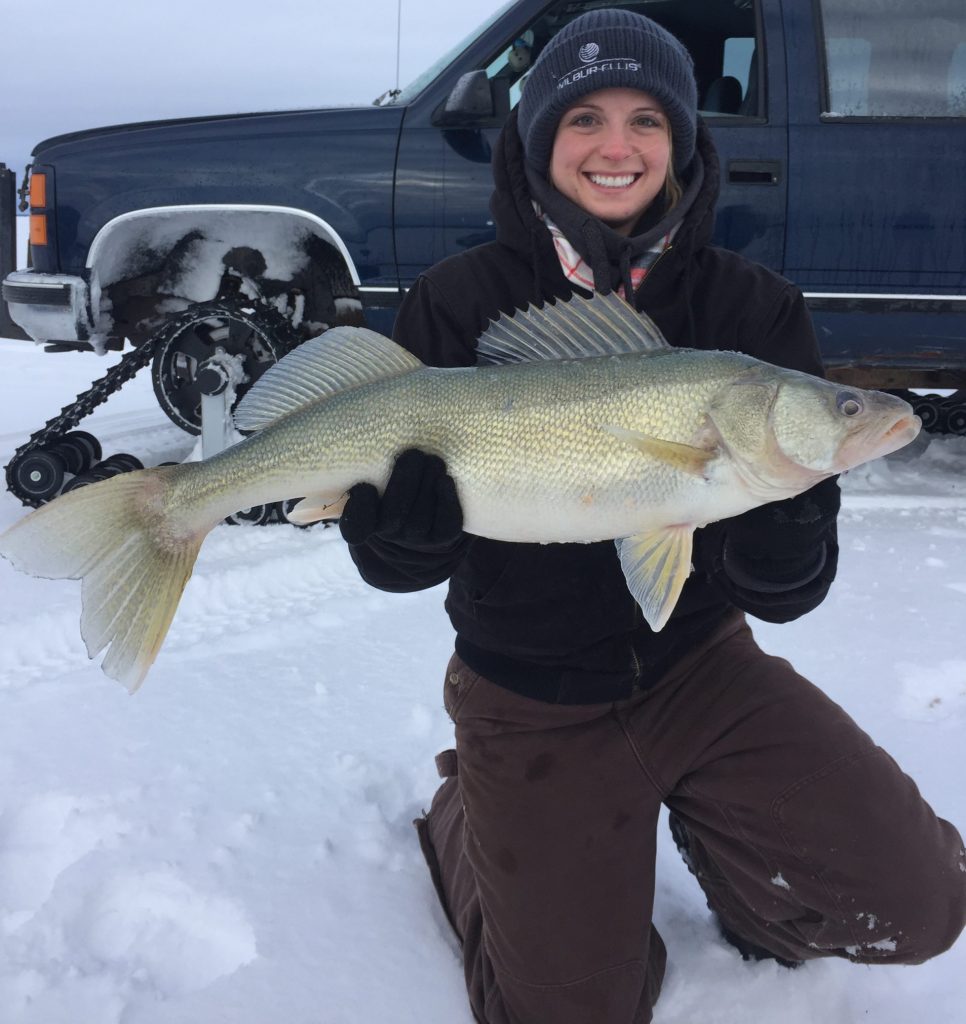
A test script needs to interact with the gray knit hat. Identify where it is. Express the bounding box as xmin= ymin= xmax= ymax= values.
xmin=517 ymin=9 xmax=697 ymax=175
